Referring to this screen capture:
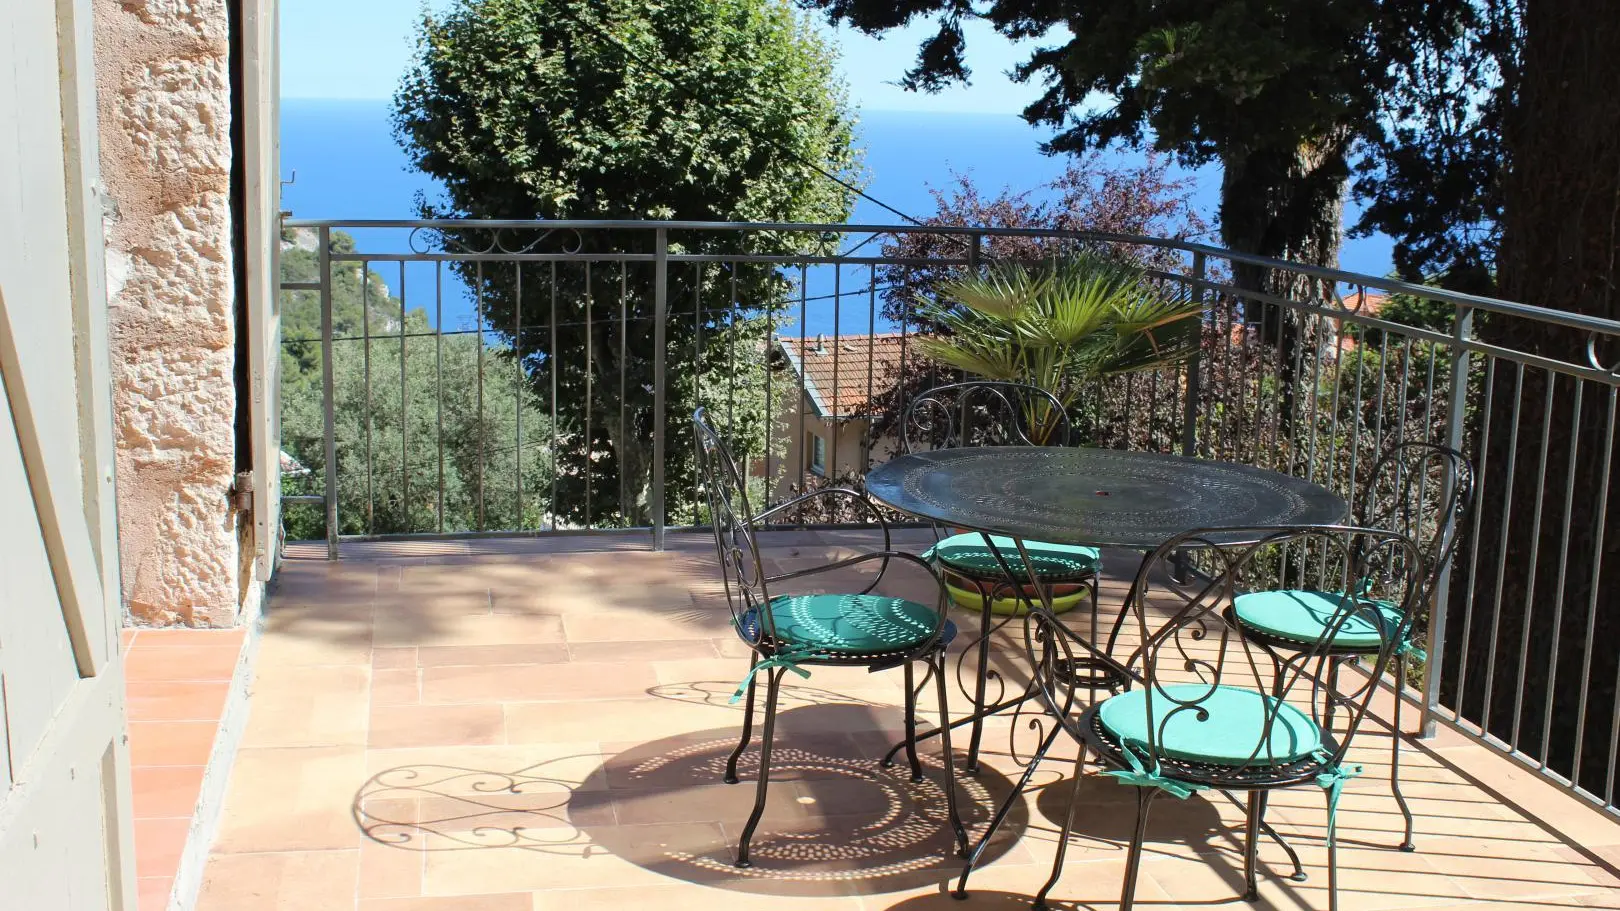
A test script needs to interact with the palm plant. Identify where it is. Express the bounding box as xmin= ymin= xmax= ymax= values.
xmin=913 ymin=255 xmax=1204 ymax=443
